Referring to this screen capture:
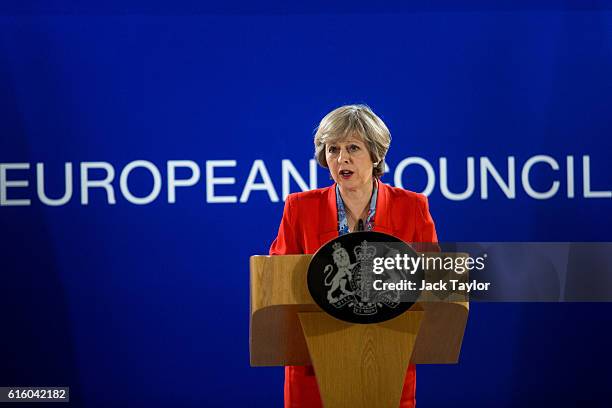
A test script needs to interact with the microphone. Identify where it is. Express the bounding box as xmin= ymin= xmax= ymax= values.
xmin=357 ymin=219 xmax=364 ymax=231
